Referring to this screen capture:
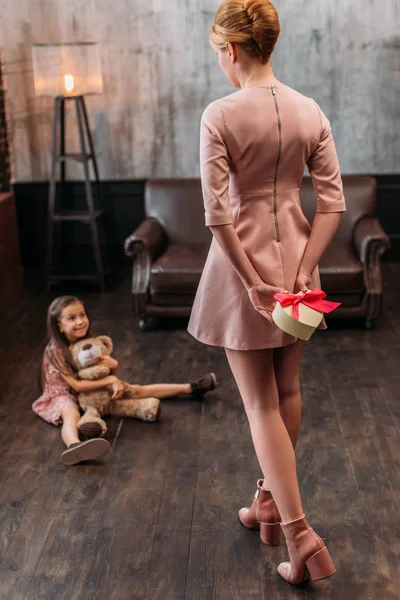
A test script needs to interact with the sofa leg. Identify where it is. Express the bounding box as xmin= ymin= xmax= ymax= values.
xmin=139 ymin=316 xmax=159 ymax=331
xmin=365 ymin=316 xmax=374 ymax=330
